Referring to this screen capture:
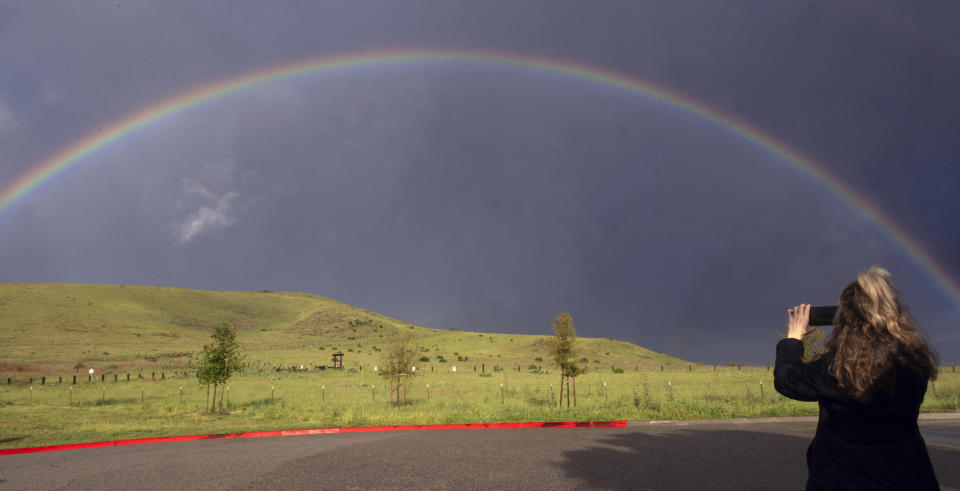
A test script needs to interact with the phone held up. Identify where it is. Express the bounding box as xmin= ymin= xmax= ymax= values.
xmin=808 ymin=306 xmax=838 ymax=326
